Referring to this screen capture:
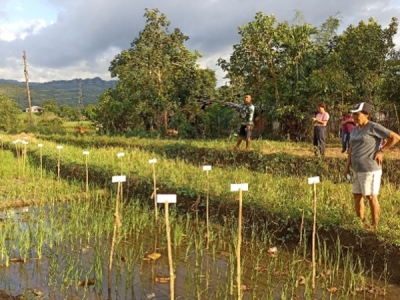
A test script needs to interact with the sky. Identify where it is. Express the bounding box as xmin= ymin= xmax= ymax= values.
xmin=0 ymin=0 xmax=400 ymax=85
